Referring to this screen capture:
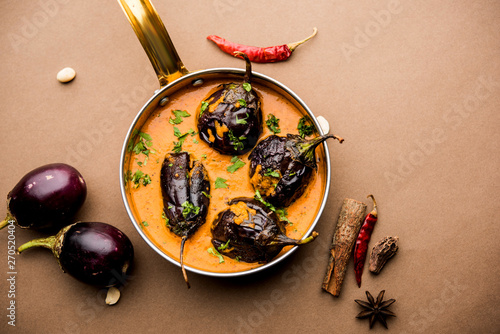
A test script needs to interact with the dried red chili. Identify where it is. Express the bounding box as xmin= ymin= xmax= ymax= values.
xmin=207 ymin=28 xmax=317 ymax=63
xmin=353 ymin=195 xmax=378 ymax=288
